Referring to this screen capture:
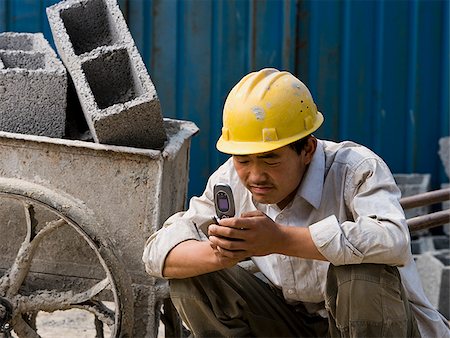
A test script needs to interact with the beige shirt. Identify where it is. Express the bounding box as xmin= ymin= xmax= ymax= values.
xmin=143 ymin=139 xmax=449 ymax=338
